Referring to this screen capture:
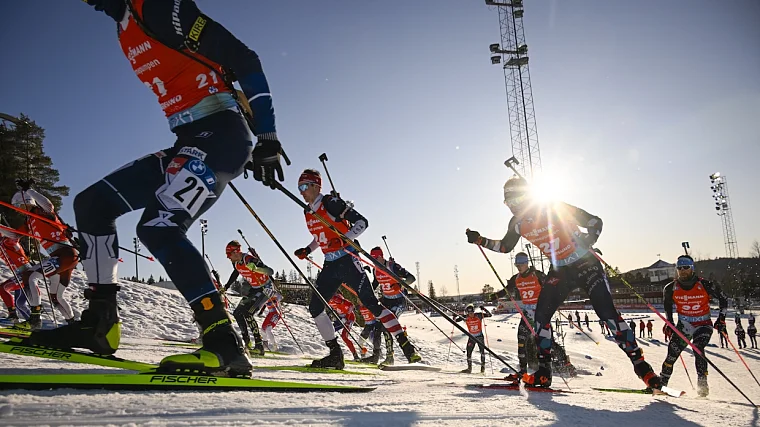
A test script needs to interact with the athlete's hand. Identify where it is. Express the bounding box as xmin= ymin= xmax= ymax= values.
xmin=249 ymin=138 xmax=288 ymax=189
xmin=466 ymin=229 xmax=483 ymax=245
xmin=14 ymin=178 xmax=32 ymax=191
xmin=294 ymin=247 xmax=311 ymax=260
xmin=218 ymin=287 xmax=227 ymax=295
